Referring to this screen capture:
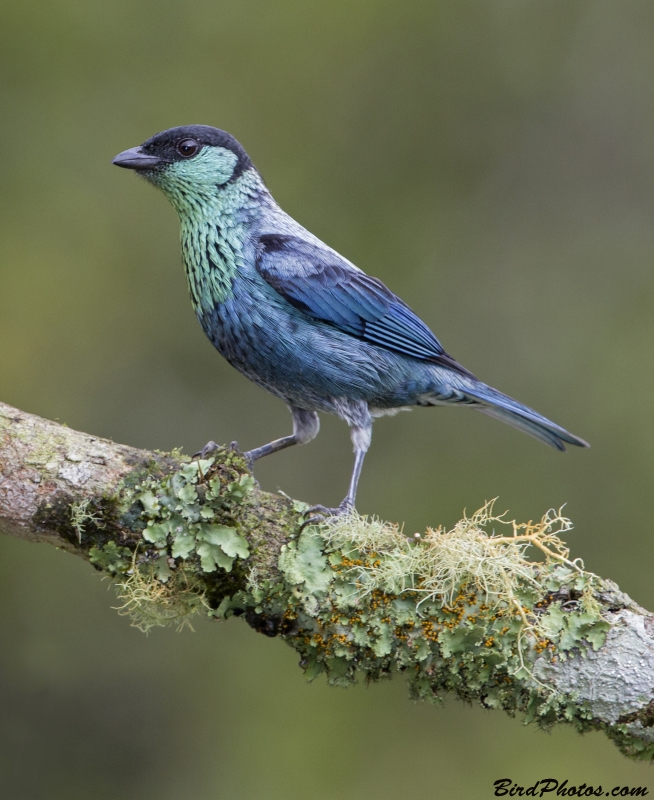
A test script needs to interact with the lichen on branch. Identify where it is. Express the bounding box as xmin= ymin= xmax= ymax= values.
xmin=1 ymin=400 xmax=654 ymax=761
xmin=98 ymin=454 xmax=641 ymax=758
